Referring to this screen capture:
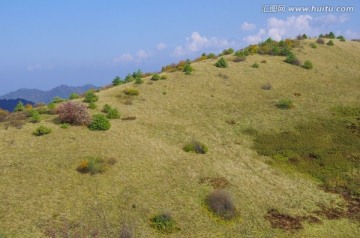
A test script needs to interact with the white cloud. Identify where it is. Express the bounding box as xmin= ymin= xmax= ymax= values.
xmin=315 ymin=14 xmax=349 ymax=24
xmin=344 ymin=30 xmax=360 ymax=39
xmin=136 ymin=50 xmax=150 ymax=60
xmin=173 ymin=32 xmax=235 ymax=56
xmin=113 ymin=53 xmax=134 ymax=64
xmin=241 ymin=22 xmax=256 ymax=31
xmin=156 ymin=42 xmax=167 ymax=50
xmin=243 ymin=29 xmax=266 ymax=44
